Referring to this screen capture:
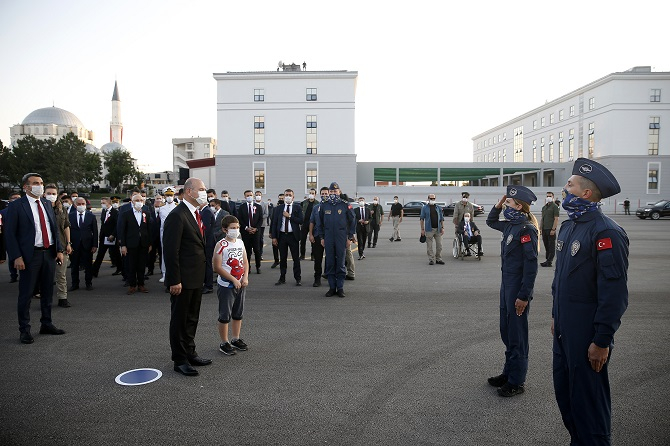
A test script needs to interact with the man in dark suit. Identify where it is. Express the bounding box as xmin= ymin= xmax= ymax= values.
xmin=200 ymin=202 xmax=216 ymax=294
xmin=118 ymin=194 xmax=153 ymax=294
xmin=219 ymin=189 xmax=236 ymax=218
xmin=4 ymin=173 xmax=65 ymax=344
xmin=92 ymin=197 xmax=121 ymax=277
xmin=238 ymin=189 xmax=263 ymax=274
xmin=2 ymin=192 xmax=22 ymax=283
xmin=69 ymin=197 xmax=98 ymax=291
xmin=271 ymin=188 xmax=303 ymax=286
xmin=147 ymin=196 xmax=162 ymax=276
xmin=456 ymin=212 xmax=483 ymax=257
xmin=269 ymin=193 xmax=284 ymax=268
xmin=164 ymin=177 xmax=212 ymax=376
xmin=210 ymin=199 xmax=228 ymax=242
xmin=355 ymin=197 xmax=371 ymax=260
